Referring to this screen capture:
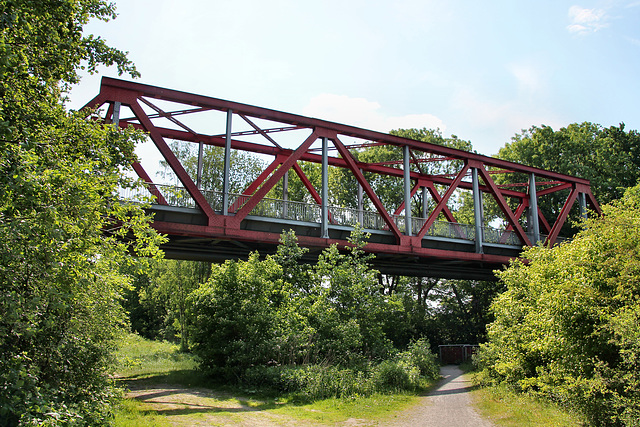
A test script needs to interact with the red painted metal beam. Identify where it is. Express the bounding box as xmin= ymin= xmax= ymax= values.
xmin=228 ymin=156 xmax=284 ymax=213
xmin=92 ymin=77 xmax=593 ymax=186
xmin=416 ymin=163 xmax=470 ymax=240
xmin=231 ymin=131 xmax=321 ymax=226
xmin=132 ymin=162 xmax=168 ymax=205
xmin=333 ymin=135 xmax=403 ymax=241
xmin=546 ymin=186 xmax=579 ymax=246
xmin=126 ymin=96 xmax=219 ymax=226
xmin=475 ymin=162 xmax=532 ymax=246
xmin=83 ymin=77 xmax=604 ymax=268
xmin=151 ymin=220 xmax=513 ymax=264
